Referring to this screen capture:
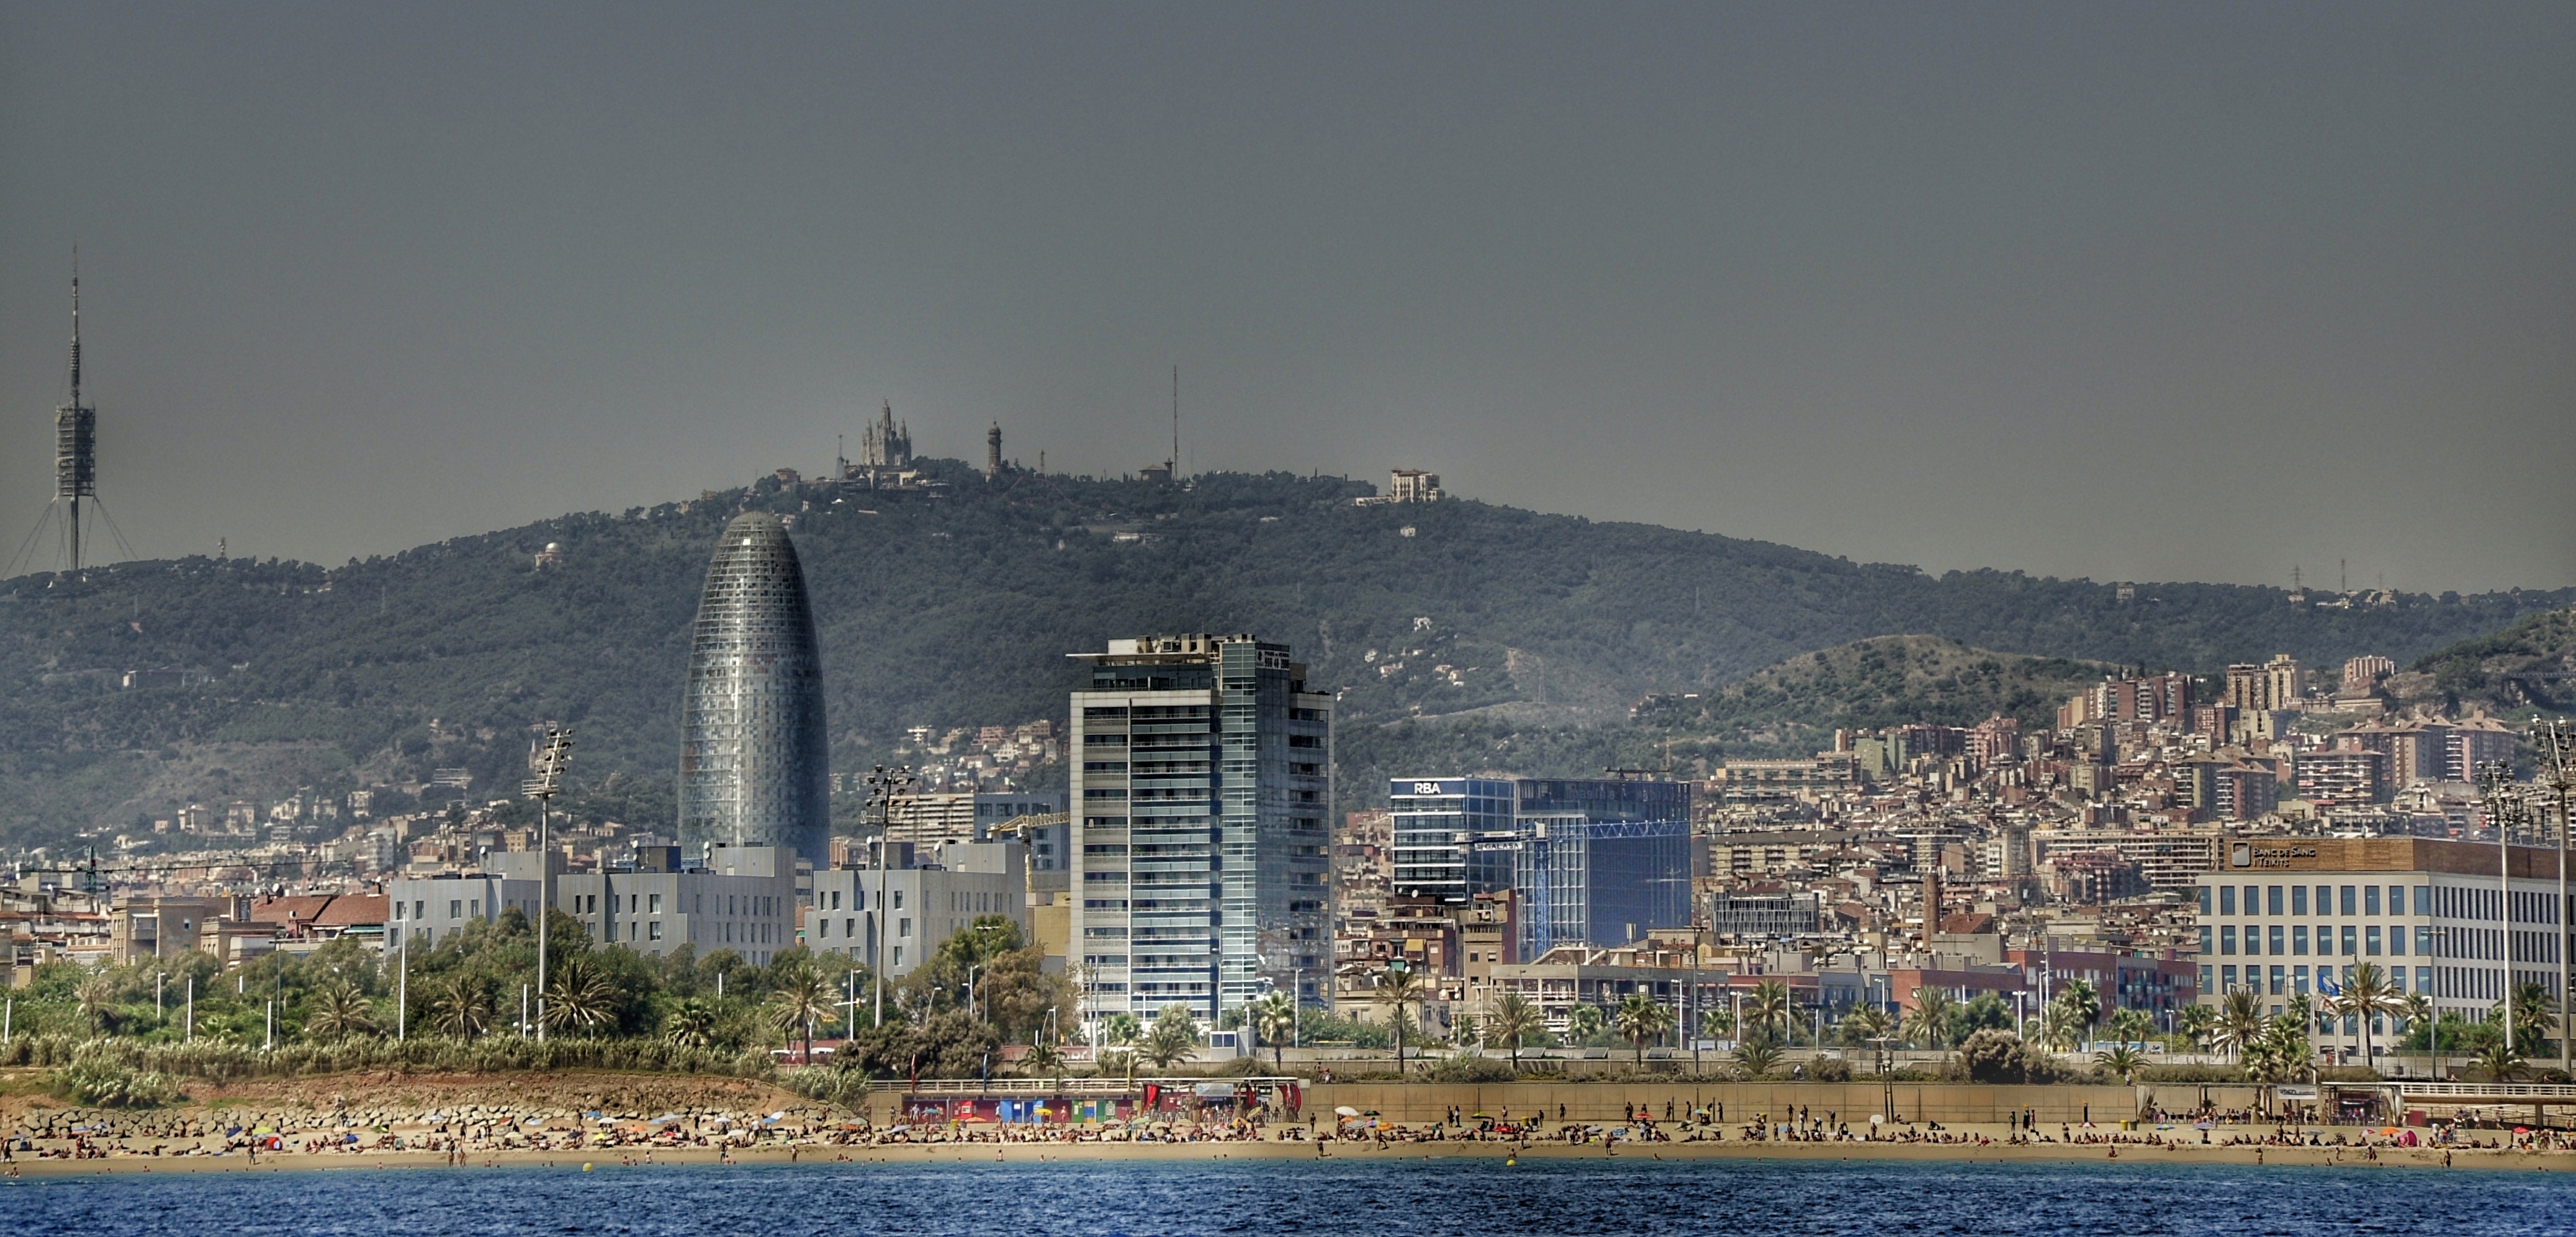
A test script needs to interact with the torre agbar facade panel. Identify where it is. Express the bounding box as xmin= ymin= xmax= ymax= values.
xmin=1069 ymin=635 xmax=1333 ymax=1027
xmin=678 ymin=512 xmax=832 ymax=868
